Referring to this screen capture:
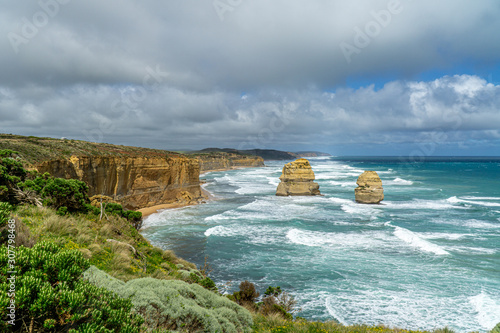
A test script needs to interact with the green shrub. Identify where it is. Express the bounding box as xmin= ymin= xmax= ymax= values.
xmin=18 ymin=172 xmax=51 ymax=194
xmin=41 ymin=178 xmax=89 ymax=212
xmin=123 ymin=210 xmax=142 ymax=222
xmin=0 ymin=150 xmax=27 ymax=204
xmin=105 ymin=203 xmax=124 ymax=215
xmin=0 ymin=241 xmax=144 ymax=332
xmin=0 ymin=202 xmax=13 ymax=228
xmin=84 ymin=203 xmax=101 ymax=215
xmin=84 ymin=266 xmax=253 ymax=332
xmin=492 ymin=322 xmax=500 ymax=333
xmin=230 ymin=280 xmax=260 ymax=308
xmin=56 ymin=206 xmax=68 ymax=216
xmin=259 ymin=286 xmax=297 ymax=320
xmin=264 ymin=286 xmax=282 ymax=297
